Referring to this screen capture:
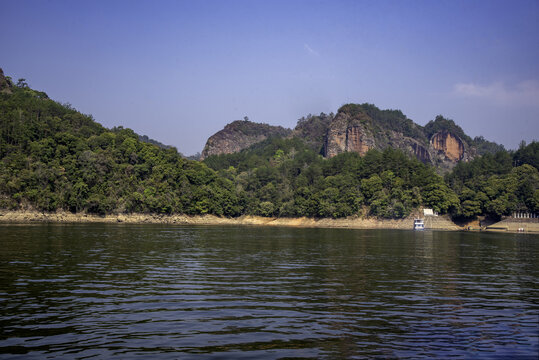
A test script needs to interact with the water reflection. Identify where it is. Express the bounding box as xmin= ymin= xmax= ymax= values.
xmin=0 ymin=224 xmax=537 ymax=359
